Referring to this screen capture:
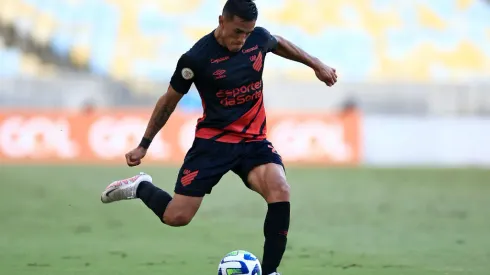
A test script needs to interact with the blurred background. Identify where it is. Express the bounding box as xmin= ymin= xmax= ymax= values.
xmin=1 ymin=1 xmax=490 ymax=274
xmin=1 ymin=0 xmax=490 ymax=110
xmin=1 ymin=0 xmax=490 ymax=166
